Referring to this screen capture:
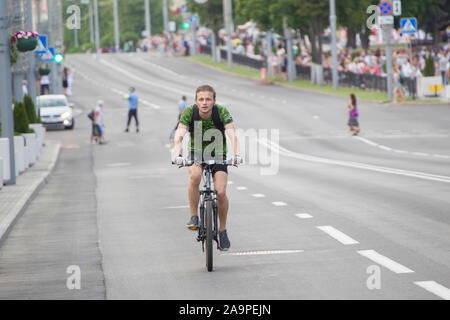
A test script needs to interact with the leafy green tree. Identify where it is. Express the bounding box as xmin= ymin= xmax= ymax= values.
xmin=63 ymin=0 xmax=168 ymax=51
xmin=23 ymin=94 xmax=38 ymax=124
xmin=13 ymin=102 xmax=32 ymax=134
xmin=402 ymin=0 xmax=449 ymax=44
xmin=423 ymin=54 xmax=436 ymax=76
